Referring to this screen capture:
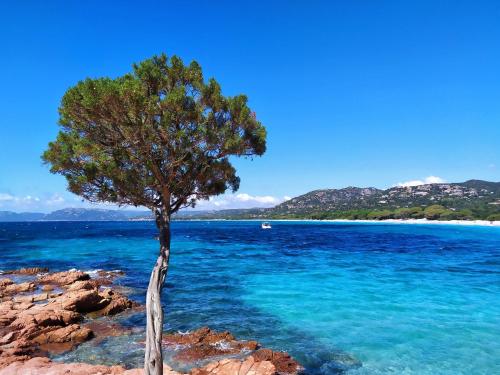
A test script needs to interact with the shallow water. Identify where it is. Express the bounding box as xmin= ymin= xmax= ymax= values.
xmin=0 ymin=221 xmax=499 ymax=374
